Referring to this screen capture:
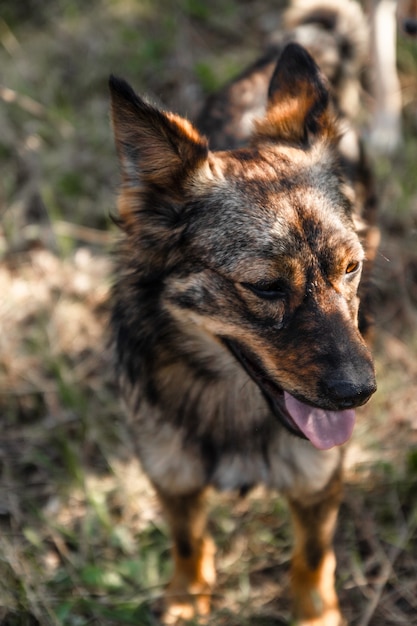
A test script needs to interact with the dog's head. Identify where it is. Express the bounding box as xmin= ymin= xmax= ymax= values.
xmin=110 ymin=43 xmax=376 ymax=451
